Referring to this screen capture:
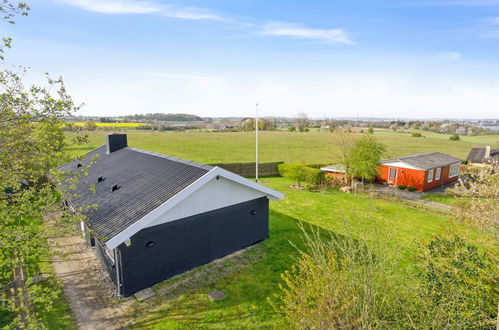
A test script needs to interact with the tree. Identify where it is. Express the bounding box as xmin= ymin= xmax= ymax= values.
xmin=331 ymin=132 xmax=386 ymax=189
xmin=367 ymin=127 xmax=374 ymax=134
xmin=0 ymin=2 xmax=85 ymax=327
xmin=294 ymin=113 xmax=308 ymax=132
xmin=449 ymin=133 xmax=460 ymax=141
xmin=84 ymin=120 xmax=97 ymax=131
xmin=330 ymin=129 xmax=357 ymax=184
xmin=347 ymin=136 xmax=386 ymax=187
